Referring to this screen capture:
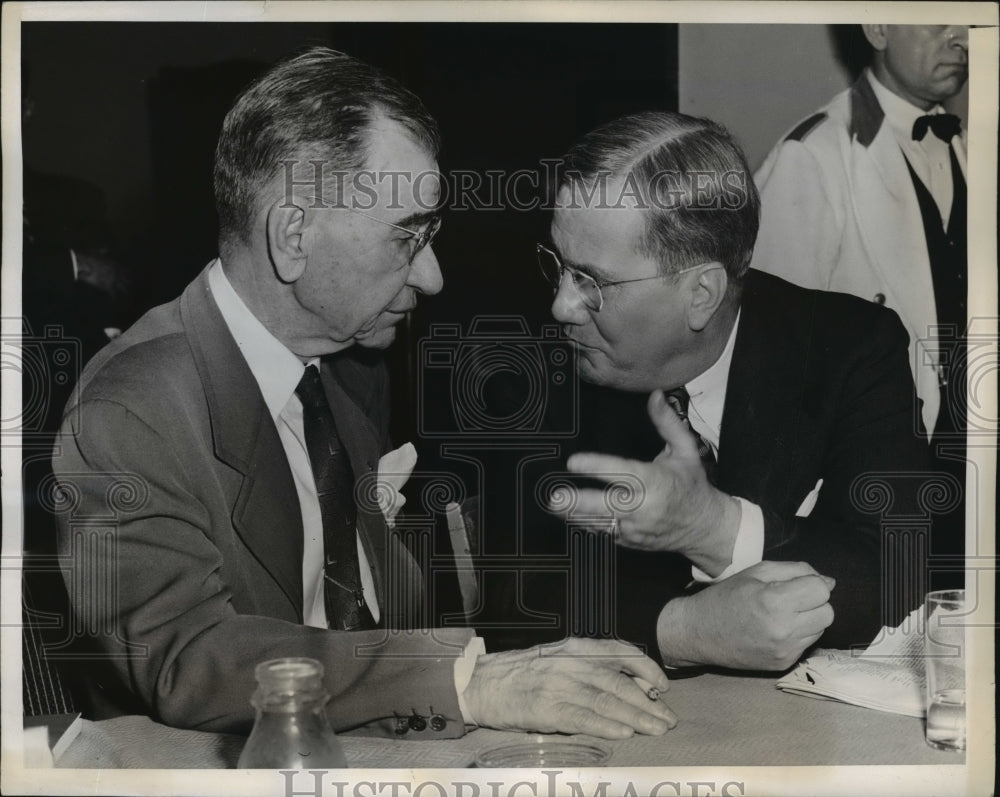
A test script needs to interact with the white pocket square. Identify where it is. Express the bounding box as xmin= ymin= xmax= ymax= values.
xmin=376 ymin=442 xmax=417 ymax=527
xmin=795 ymin=478 xmax=824 ymax=518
